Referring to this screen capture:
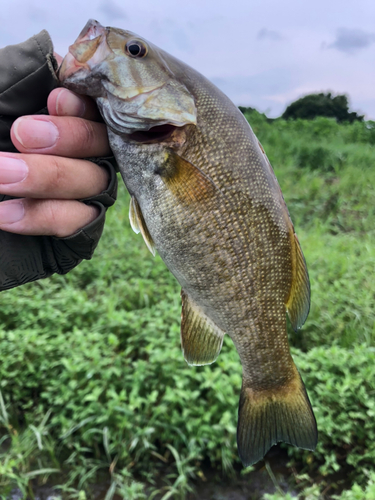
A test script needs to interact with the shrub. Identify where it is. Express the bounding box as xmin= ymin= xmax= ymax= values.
xmin=281 ymin=93 xmax=364 ymax=123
